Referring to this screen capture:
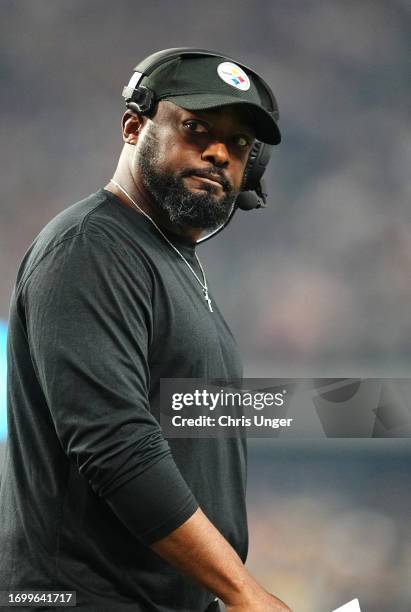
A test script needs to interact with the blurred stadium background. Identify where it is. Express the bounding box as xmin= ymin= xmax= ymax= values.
xmin=0 ymin=1 xmax=410 ymax=610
